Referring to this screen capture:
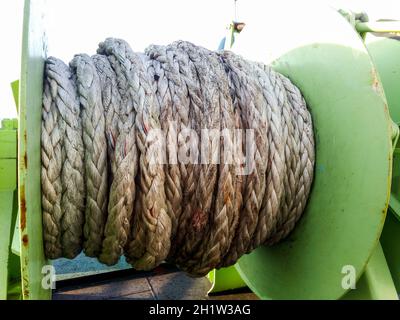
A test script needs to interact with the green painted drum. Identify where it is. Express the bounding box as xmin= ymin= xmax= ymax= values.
xmin=232 ymin=2 xmax=393 ymax=299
